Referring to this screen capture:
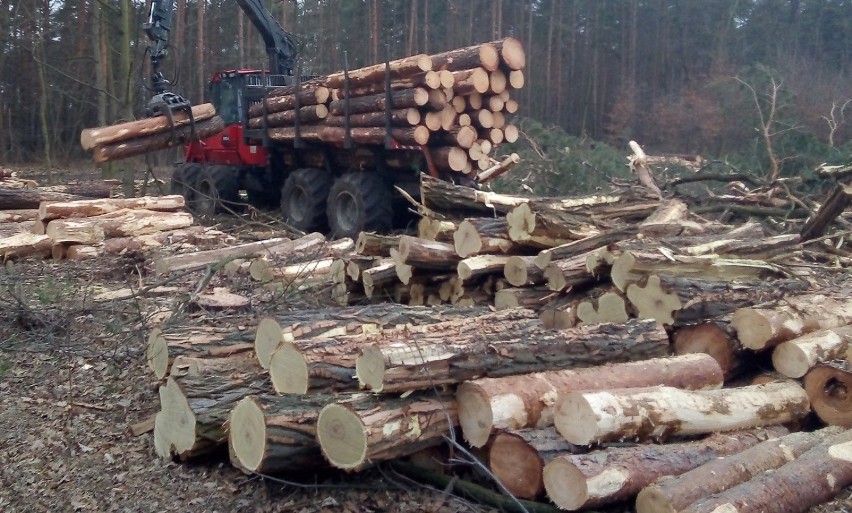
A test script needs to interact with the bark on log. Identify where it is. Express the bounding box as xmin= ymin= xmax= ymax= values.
xmin=47 ymin=209 xmax=193 ymax=240
xmin=678 ymin=428 xmax=852 ymax=513
xmin=80 ymin=103 xmax=216 ymax=150
xmin=0 ymin=232 xmax=52 ymax=260
xmin=800 ymin=182 xmax=852 ymax=242
xmin=457 ymin=254 xmax=512 ymax=282
xmin=772 ymin=325 xmax=852 ymax=378
xmin=457 ymin=353 xmax=723 ymax=448
xmin=146 ymin=326 xmax=256 ymax=380
xmin=543 ymin=428 xmax=787 ymax=511
xmin=246 ymin=87 xmax=330 ymax=117
xmin=492 ymin=37 xmax=526 ymax=70
xmin=672 ymin=320 xmax=749 ymax=381
xmin=504 ymin=255 xmax=544 ymax=287
xmin=420 ymin=174 xmax=529 ymax=216
xmin=453 ymin=218 xmax=517 ymax=258
xmin=0 ymin=185 xmax=110 ymax=210
xmin=325 ymin=54 xmax=433 ymax=89
xmin=555 ymin=381 xmax=810 ymax=446
xmin=328 ymin=88 xmax=431 ymax=116
xmin=153 ymin=373 xmax=268 ymax=460
xmin=322 ymin=108 xmax=421 ymax=128
xmin=477 ymin=153 xmax=520 ymax=184
xmin=228 ymin=394 xmax=328 ymax=473
xmin=533 ymin=227 xmax=639 ymax=269
xmin=493 ymin=287 xmax=554 ymax=310
xmin=318 ymin=126 xmax=430 ymax=146
xmin=356 ymin=318 xmax=670 ymax=393
xmin=316 ymin=392 xmax=457 ymax=471
xmin=732 ymin=295 xmax=852 ymax=351
xmin=804 ymin=362 xmax=852 ymax=427
xmin=355 ymin=232 xmax=401 ymax=257
xmin=92 ymin=116 xmax=226 ymax=164
xmin=398 ymin=235 xmax=461 ymax=270
xmin=247 ymin=104 xmax=329 ymax=128
xmin=543 ymin=250 xmax=604 ymax=292
xmin=38 ymin=195 xmax=185 ymax=221
xmin=431 ymin=43 xmax=500 ymax=72
xmin=635 ymin=426 xmax=844 ymax=513
xmin=45 ymin=219 xmax=104 ymax=244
